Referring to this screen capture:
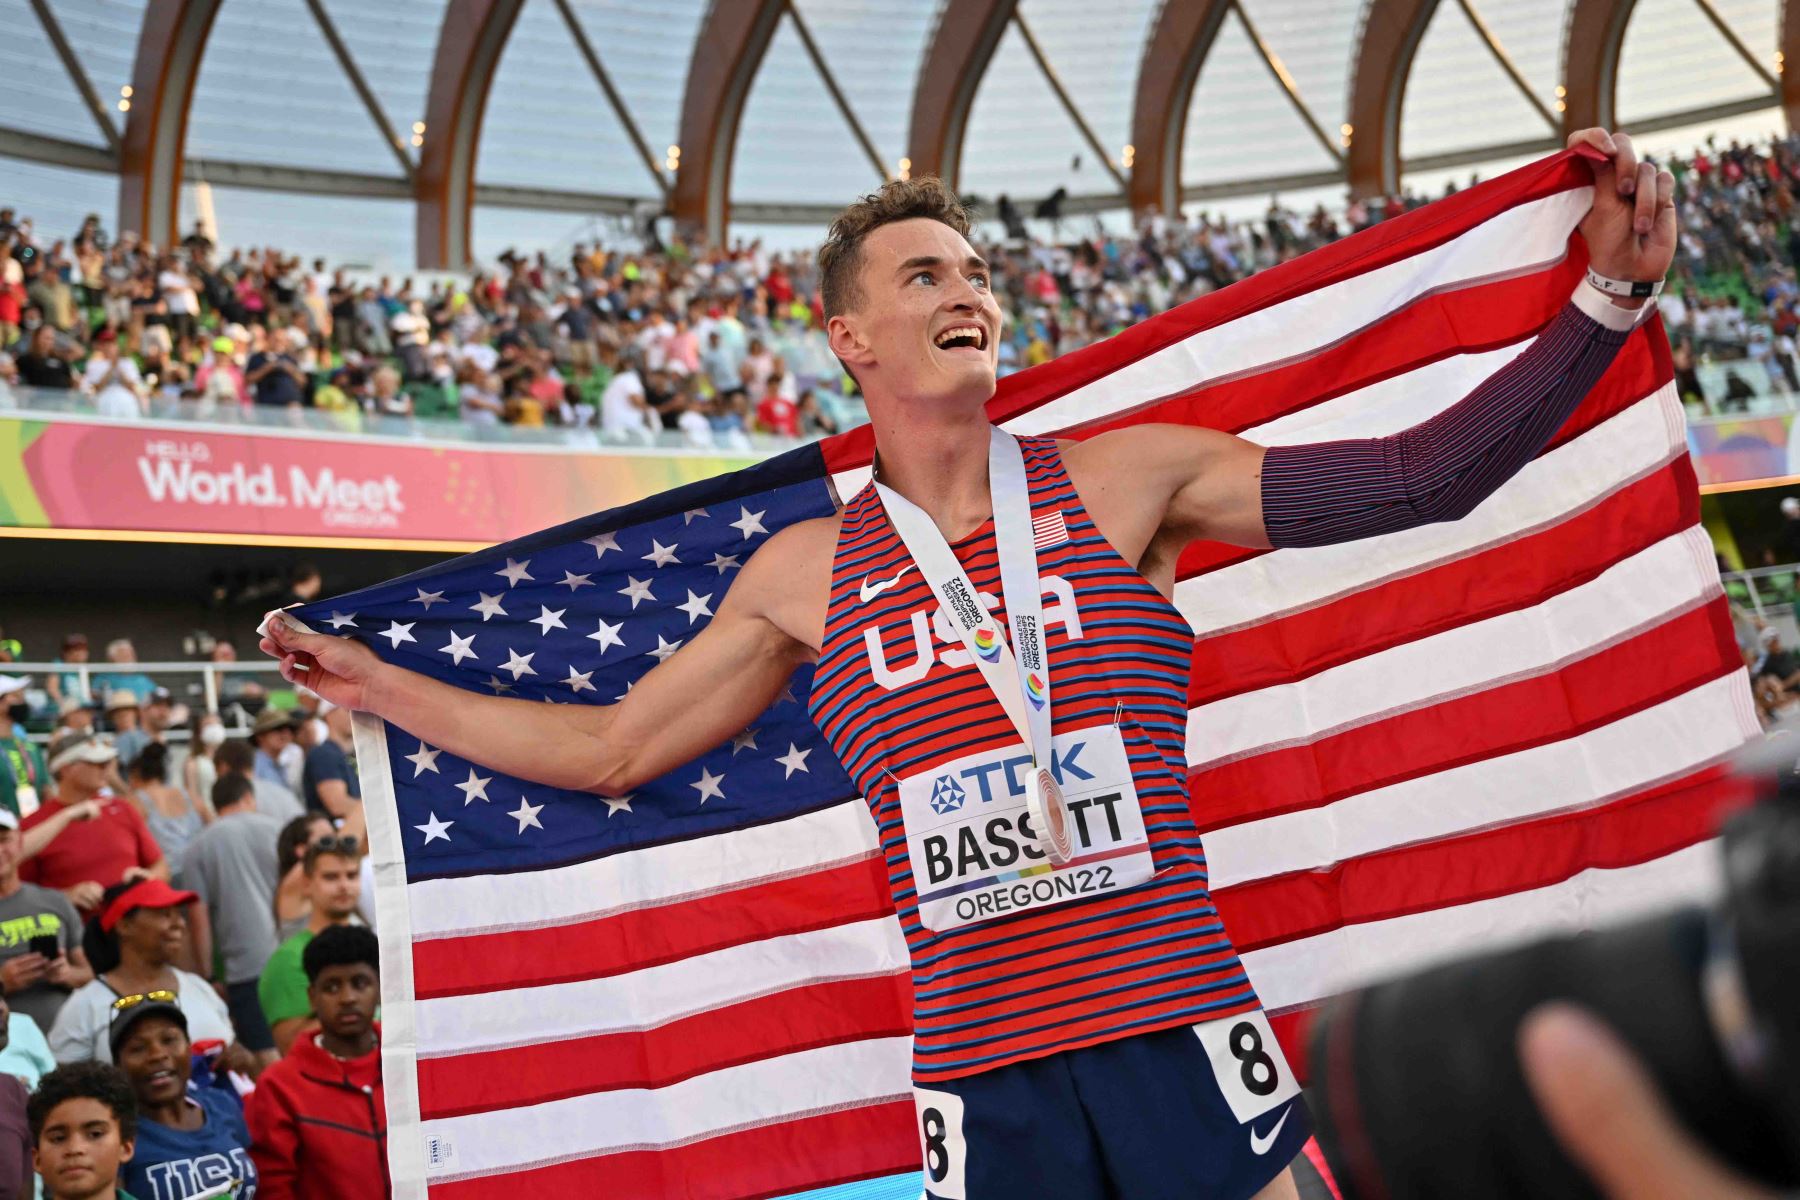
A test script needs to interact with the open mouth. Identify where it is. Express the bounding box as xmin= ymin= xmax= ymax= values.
xmin=932 ymin=324 xmax=988 ymax=354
